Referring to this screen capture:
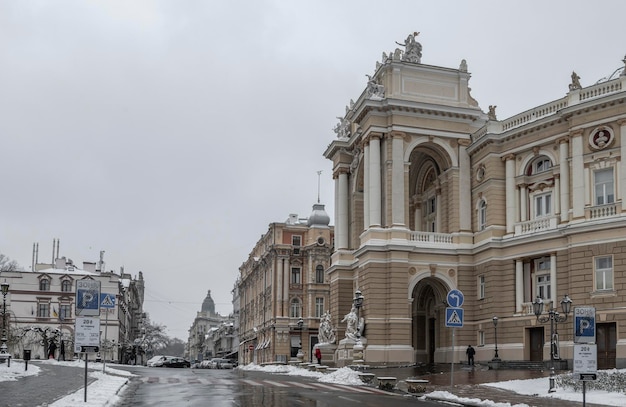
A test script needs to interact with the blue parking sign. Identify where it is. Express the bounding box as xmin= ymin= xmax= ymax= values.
xmin=574 ymin=306 xmax=596 ymax=344
xmin=76 ymin=280 xmax=101 ymax=316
